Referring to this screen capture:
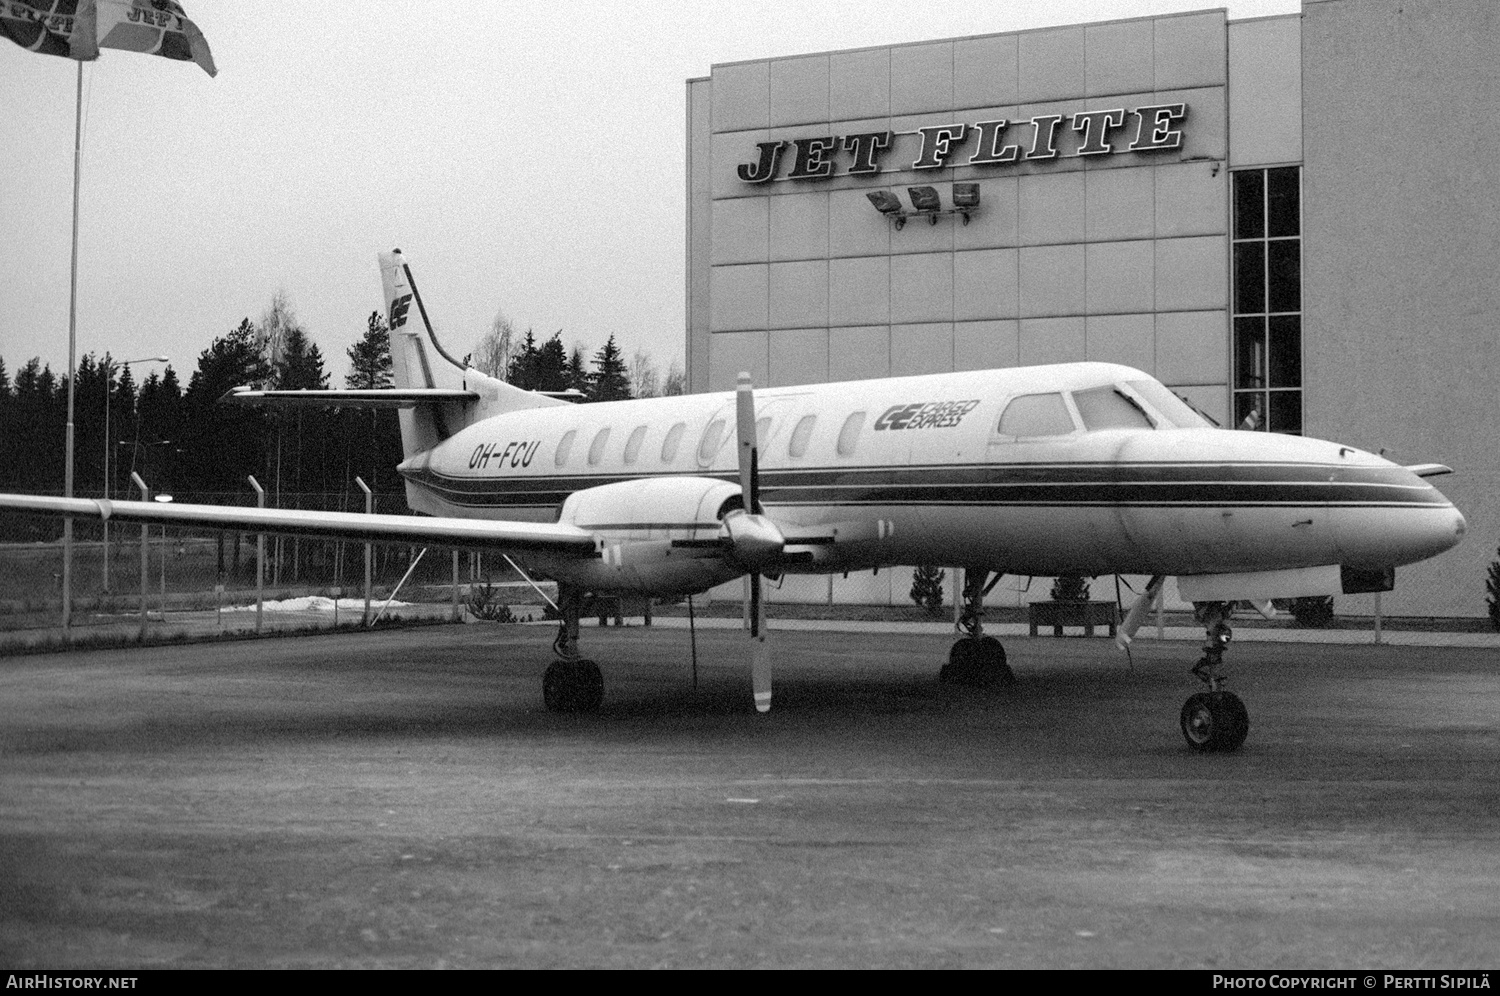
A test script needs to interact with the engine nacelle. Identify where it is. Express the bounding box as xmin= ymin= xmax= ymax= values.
xmin=552 ymin=477 xmax=745 ymax=596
